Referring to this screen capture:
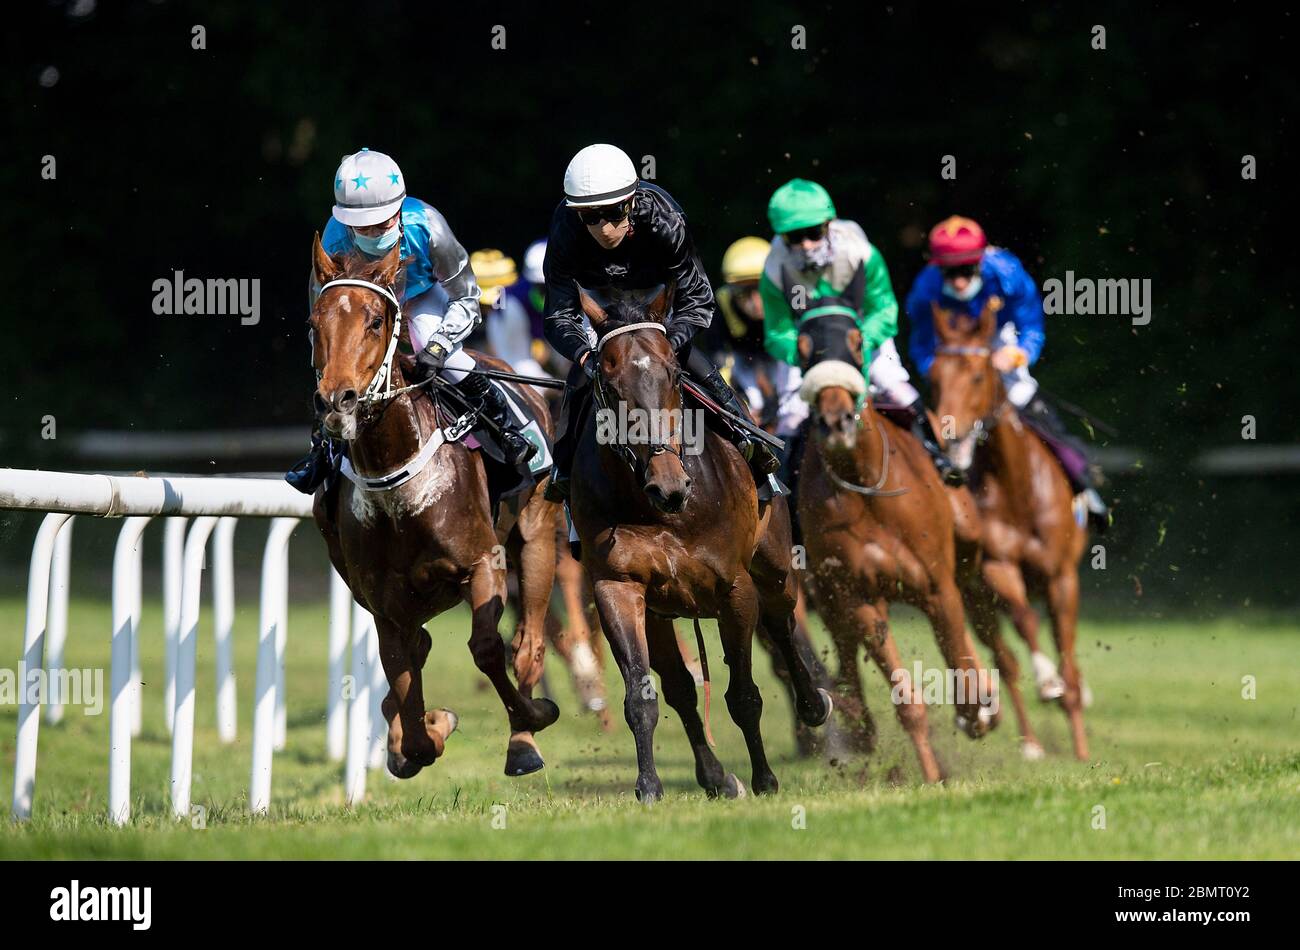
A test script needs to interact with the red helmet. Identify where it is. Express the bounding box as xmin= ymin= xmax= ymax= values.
xmin=928 ymin=216 xmax=987 ymax=267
